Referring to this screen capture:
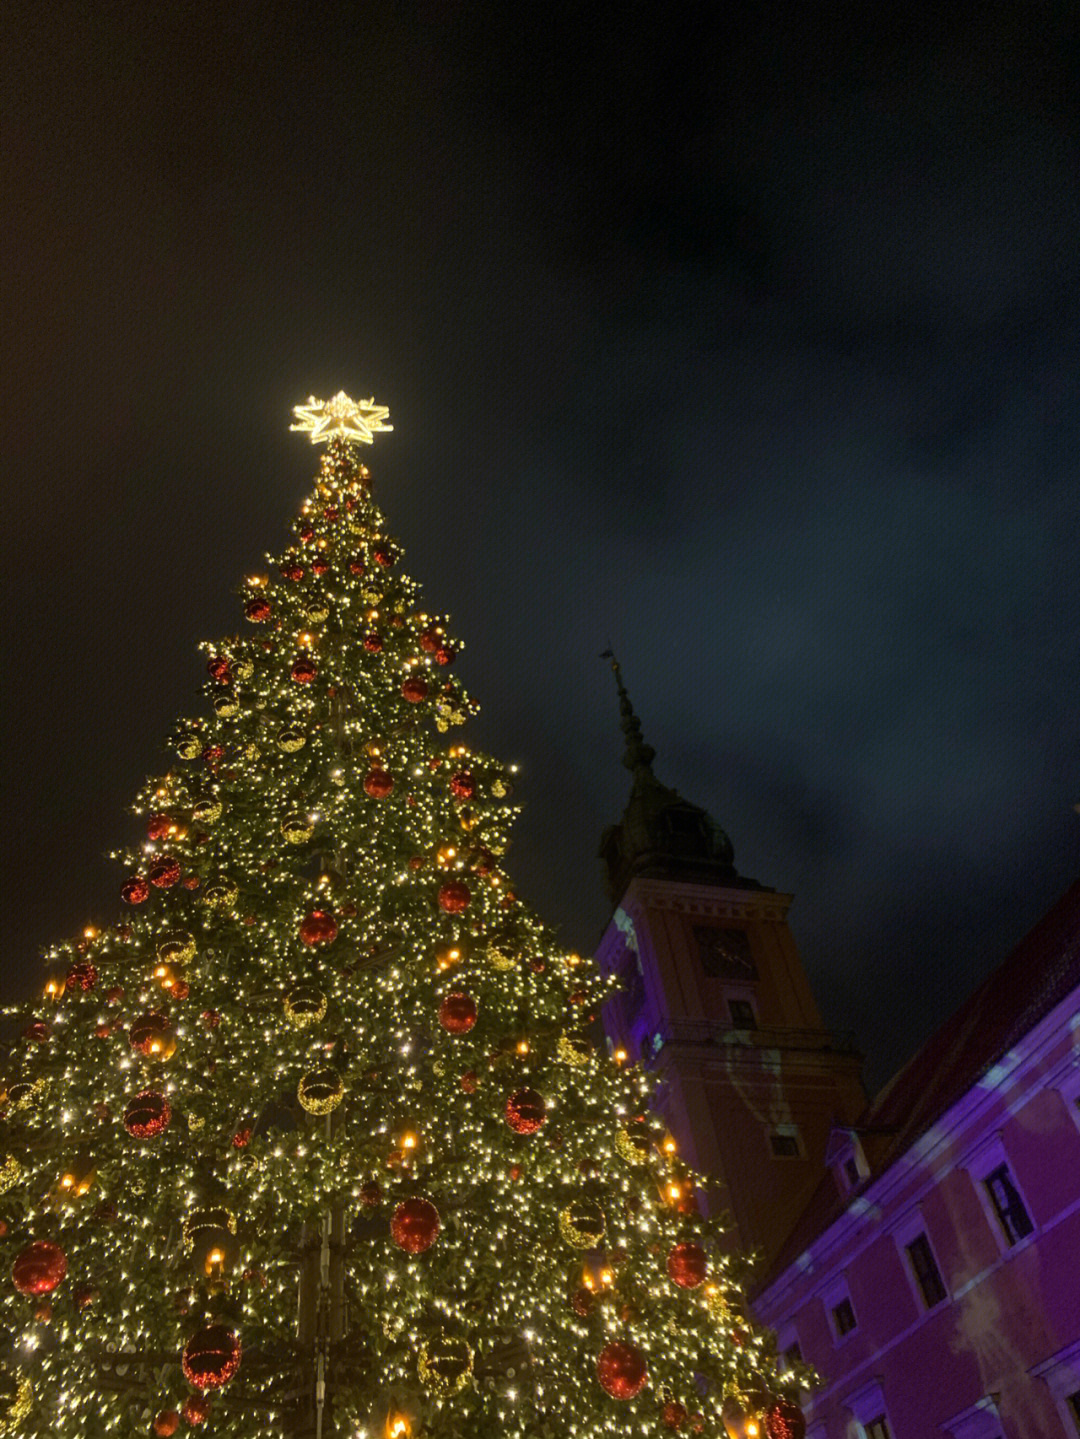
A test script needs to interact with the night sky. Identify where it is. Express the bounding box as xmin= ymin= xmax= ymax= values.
xmin=4 ymin=3 xmax=1078 ymax=1091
